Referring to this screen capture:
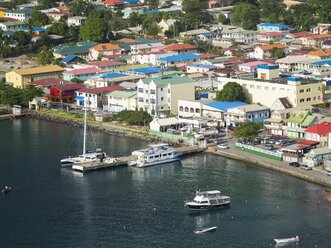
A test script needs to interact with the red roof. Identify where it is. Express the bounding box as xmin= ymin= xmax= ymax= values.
xmin=290 ymin=31 xmax=312 ymax=38
xmin=77 ymin=85 xmax=124 ymax=95
xmin=117 ymin=38 xmax=139 ymax=43
xmin=103 ymin=0 xmax=124 ymax=5
xmin=88 ymin=60 xmax=125 ymax=67
xmin=51 ymin=83 xmax=84 ymax=91
xmin=297 ymin=139 xmax=320 ymax=145
xmin=259 ymin=32 xmax=285 ymax=37
xmin=304 ymin=122 xmax=331 ymax=135
xmin=163 ymin=44 xmax=198 ymax=51
xmin=63 ymin=67 xmax=99 ymax=75
xmin=200 ymin=54 xmax=219 ymax=59
xmin=31 ymin=78 xmax=71 ymax=87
